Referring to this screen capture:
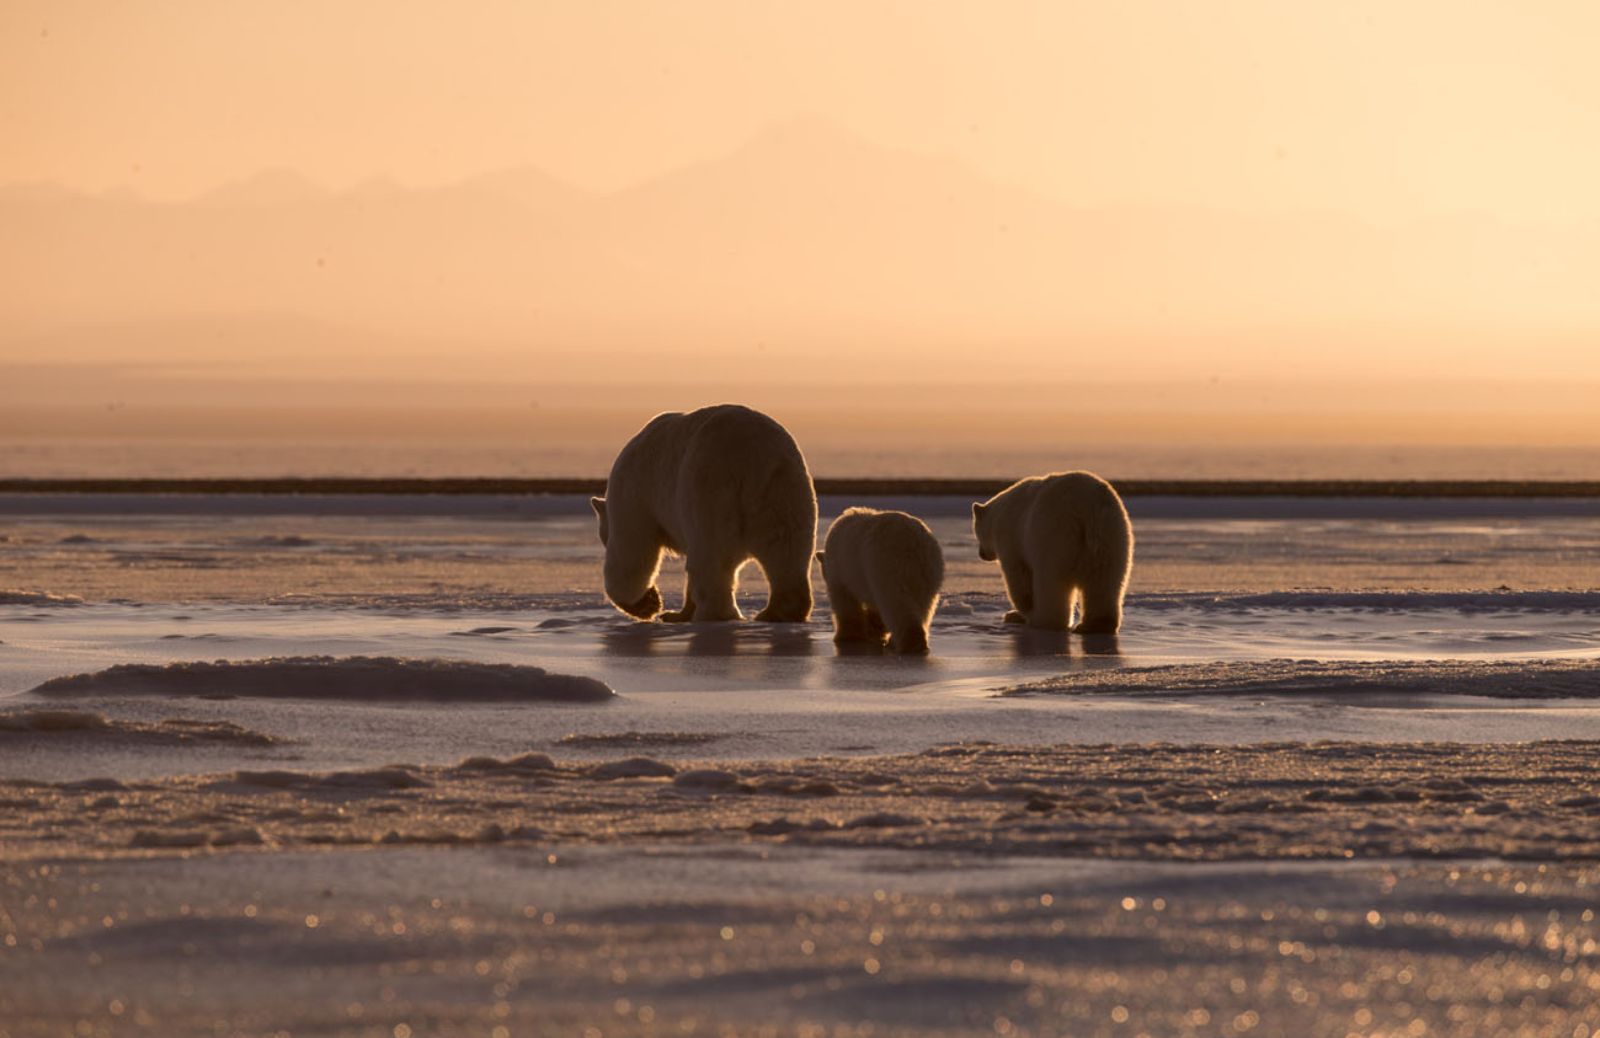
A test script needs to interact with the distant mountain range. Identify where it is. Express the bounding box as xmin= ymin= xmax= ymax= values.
xmin=4 ymin=118 xmax=1598 ymax=378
